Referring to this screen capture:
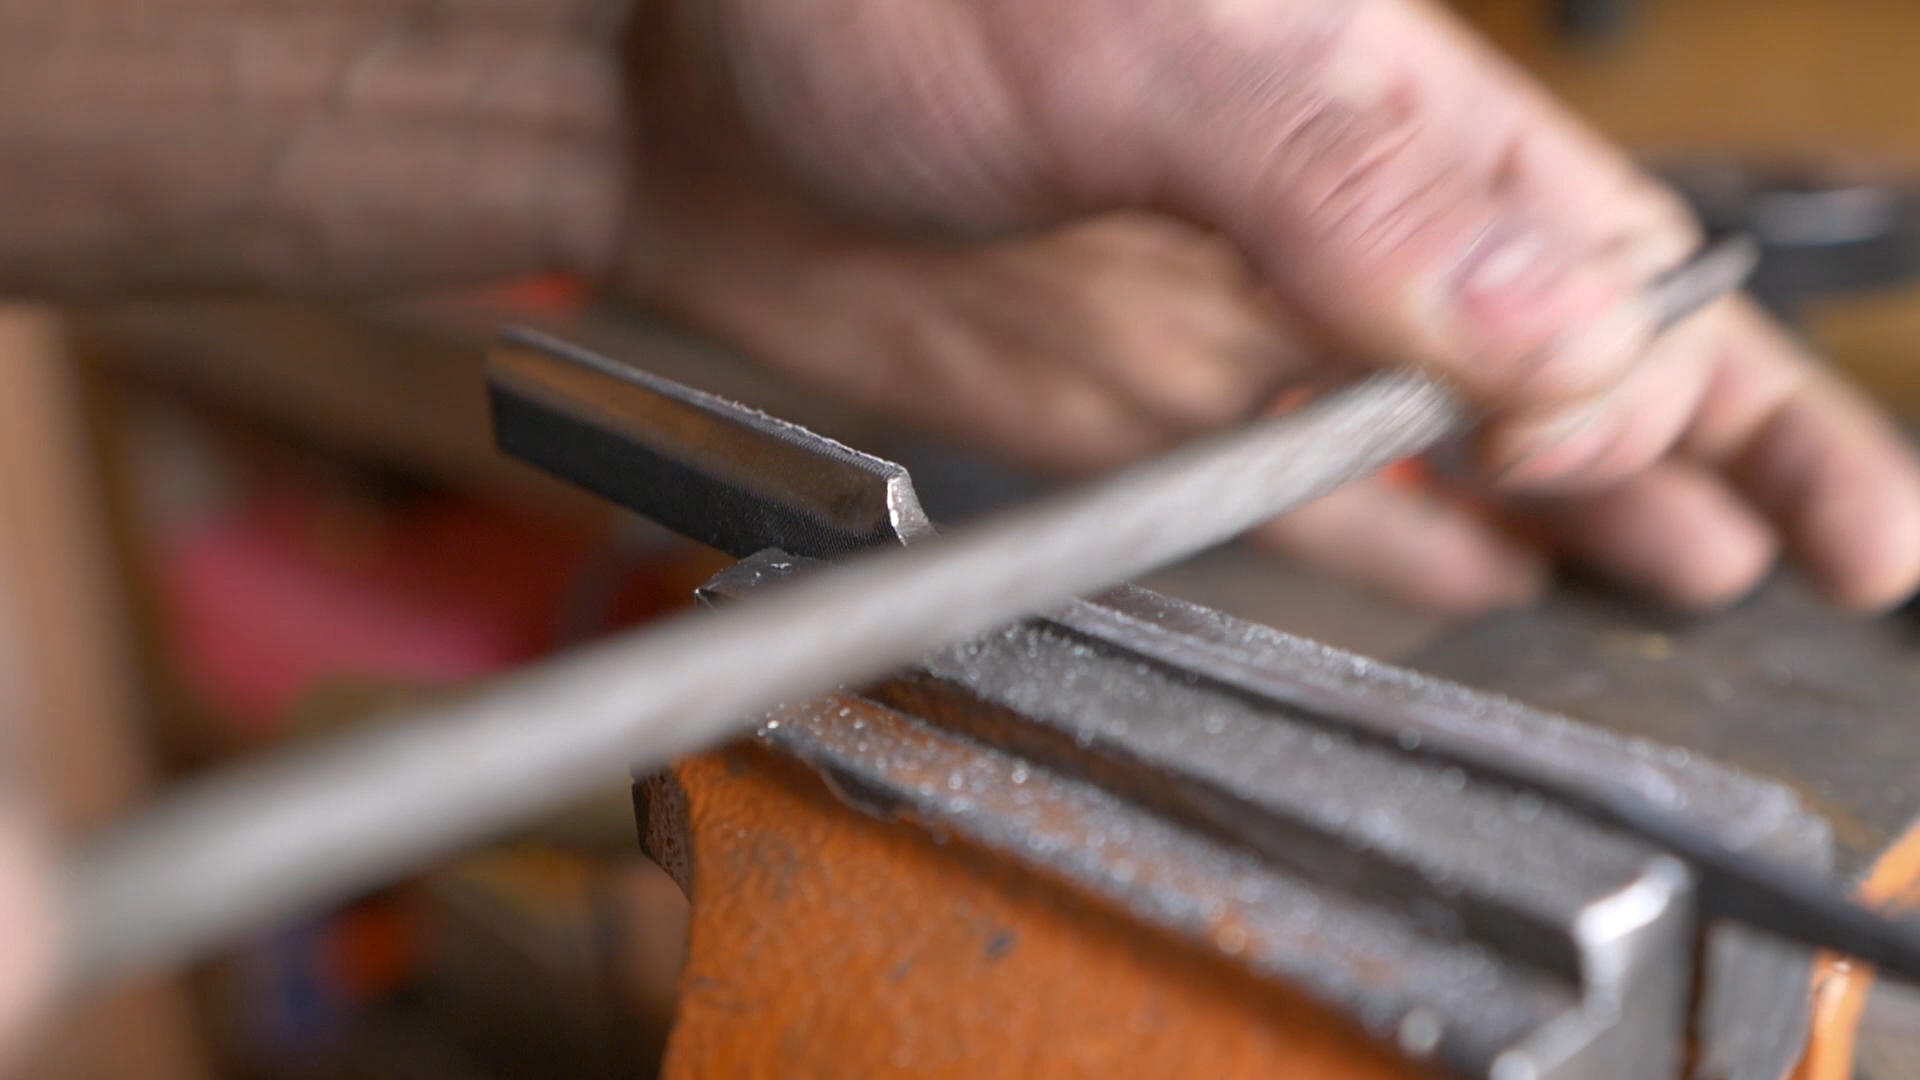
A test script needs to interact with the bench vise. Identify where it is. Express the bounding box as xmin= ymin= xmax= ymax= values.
xmin=491 ymin=330 xmax=1920 ymax=1080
